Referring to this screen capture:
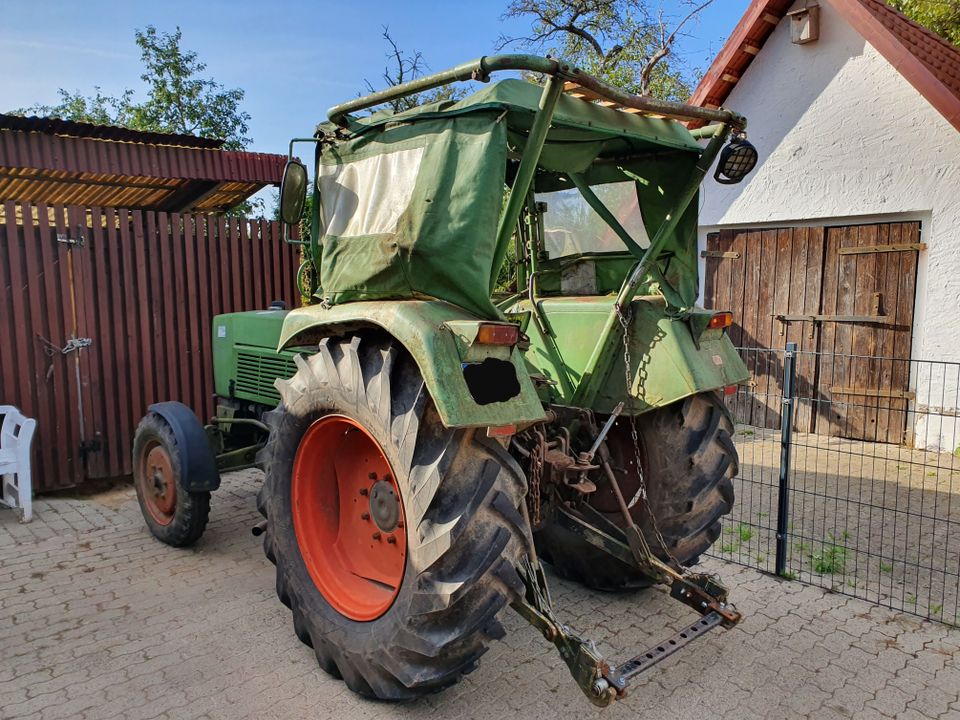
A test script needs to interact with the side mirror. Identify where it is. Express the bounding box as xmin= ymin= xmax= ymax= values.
xmin=279 ymin=159 xmax=308 ymax=224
